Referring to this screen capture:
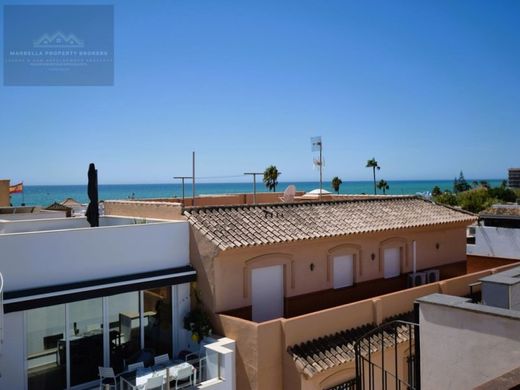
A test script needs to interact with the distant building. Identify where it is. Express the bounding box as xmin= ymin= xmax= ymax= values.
xmin=0 ymin=179 xmax=10 ymax=207
xmin=509 ymin=168 xmax=520 ymax=188
xmin=467 ymin=204 xmax=520 ymax=260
